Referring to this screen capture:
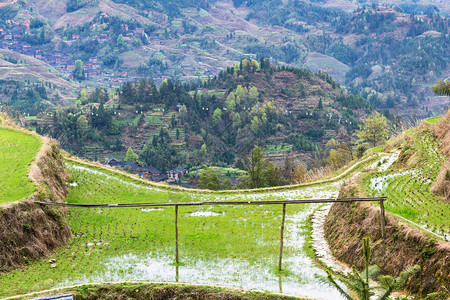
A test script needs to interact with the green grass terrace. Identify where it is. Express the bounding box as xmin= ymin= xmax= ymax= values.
xmin=0 ymin=126 xmax=42 ymax=203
